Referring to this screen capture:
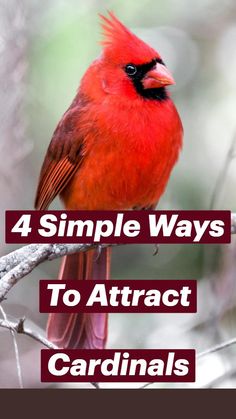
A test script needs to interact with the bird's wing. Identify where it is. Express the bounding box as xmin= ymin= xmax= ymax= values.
xmin=34 ymin=104 xmax=85 ymax=210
